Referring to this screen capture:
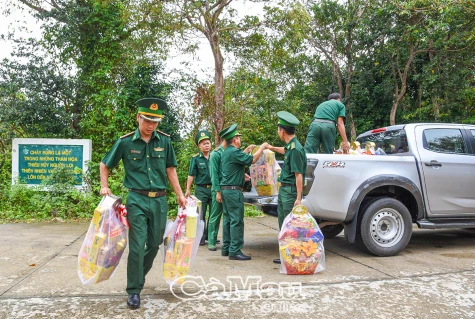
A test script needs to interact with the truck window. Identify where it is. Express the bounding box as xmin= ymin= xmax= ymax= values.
xmin=357 ymin=129 xmax=409 ymax=154
xmin=422 ymin=129 xmax=466 ymax=154
xmin=471 ymin=130 xmax=475 ymax=138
